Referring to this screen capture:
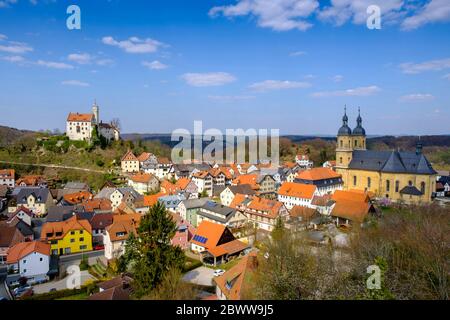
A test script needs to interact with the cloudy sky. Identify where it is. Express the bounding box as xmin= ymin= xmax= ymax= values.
xmin=0 ymin=0 xmax=450 ymax=135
